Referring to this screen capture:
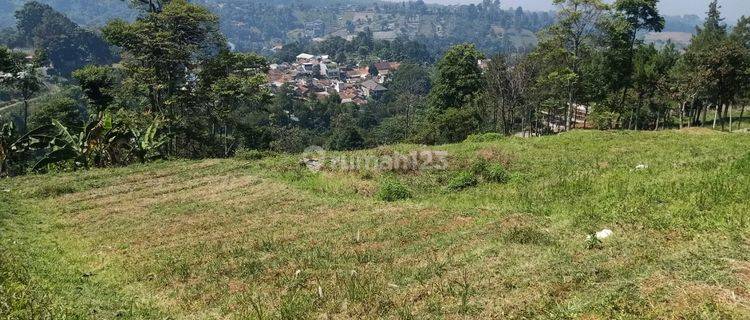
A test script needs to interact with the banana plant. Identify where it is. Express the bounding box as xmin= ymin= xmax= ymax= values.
xmin=33 ymin=113 xmax=114 ymax=171
xmin=129 ymin=118 xmax=167 ymax=163
xmin=1 ymin=122 xmax=57 ymax=176
xmin=0 ymin=122 xmax=13 ymax=176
